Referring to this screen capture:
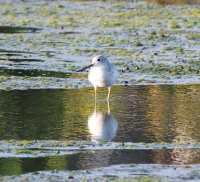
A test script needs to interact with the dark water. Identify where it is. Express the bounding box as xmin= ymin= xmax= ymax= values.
xmin=0 ymin=85 xmax=200 ymax=175
xmin=1 ymin=149 xmax=200 ymax=175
